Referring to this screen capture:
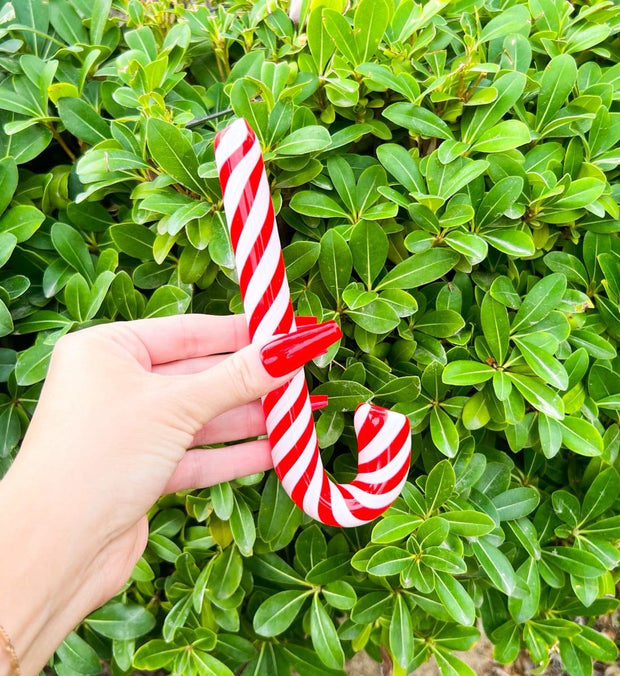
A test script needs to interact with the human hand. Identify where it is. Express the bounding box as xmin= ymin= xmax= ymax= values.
xmin=0 ymin=313 xmax=340 ymax=675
